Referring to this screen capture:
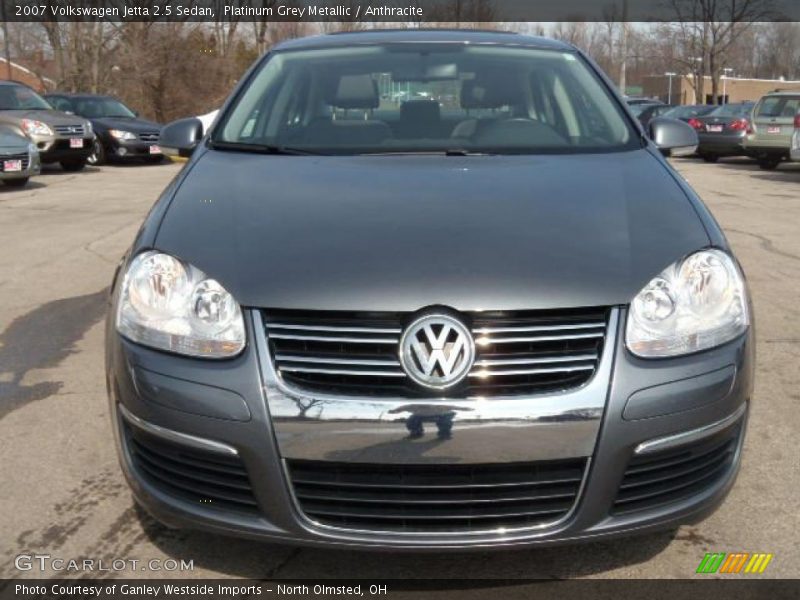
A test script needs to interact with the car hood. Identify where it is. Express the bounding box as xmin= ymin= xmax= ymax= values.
xmin=92 ymin=116 xmax=160 ymax=132
xmin=154 ymin=148 xmax=710 ymax=312
xmin=0 ymin=109 xmax=87 ymax=127
xmin=0 ymin=129 xmax=28 ymax=149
